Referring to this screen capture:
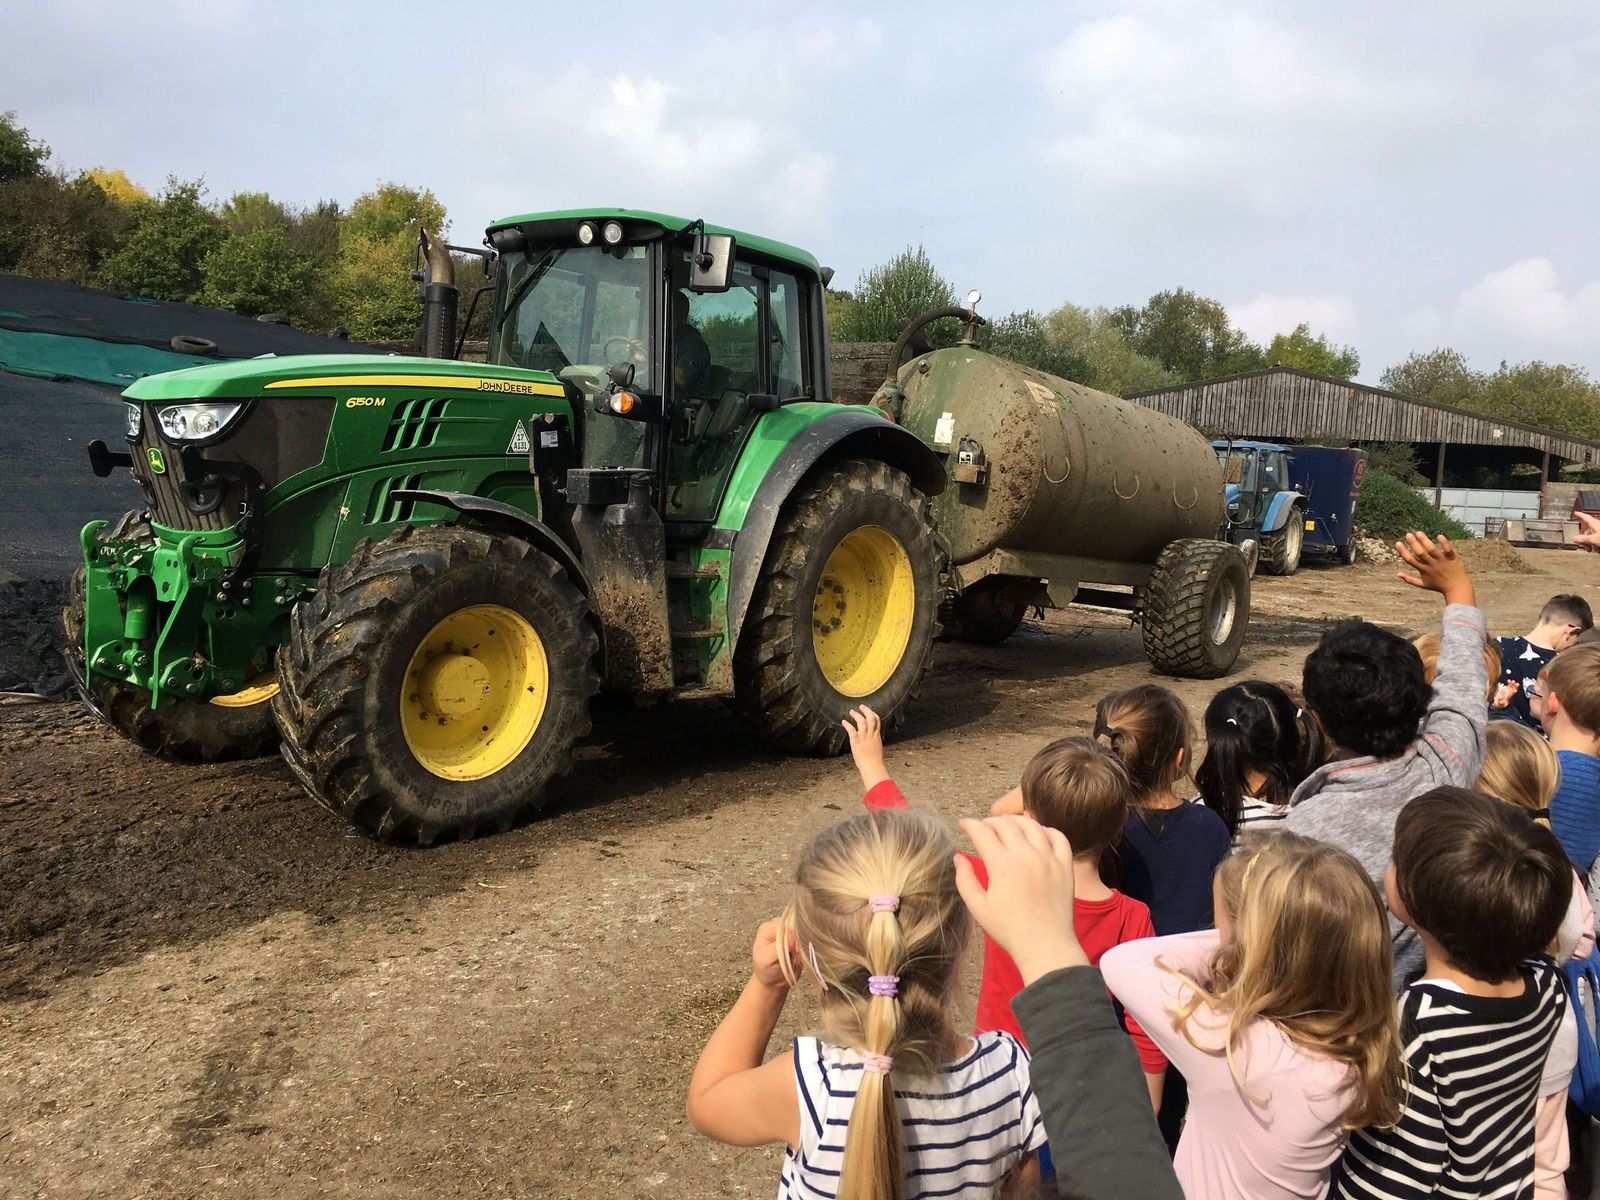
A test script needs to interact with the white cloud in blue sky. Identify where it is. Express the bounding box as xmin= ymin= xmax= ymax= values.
xmin=10 ymin=0 xmax=1600 ymax=382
